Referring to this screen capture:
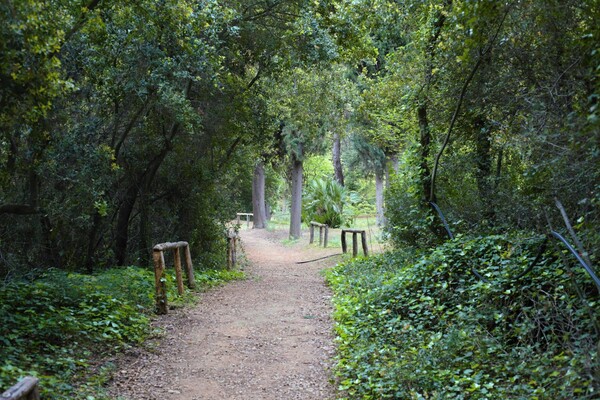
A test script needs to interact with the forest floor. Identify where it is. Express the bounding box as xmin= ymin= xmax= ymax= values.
xmin=107 ymin=227 xmax=344 ymax=399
